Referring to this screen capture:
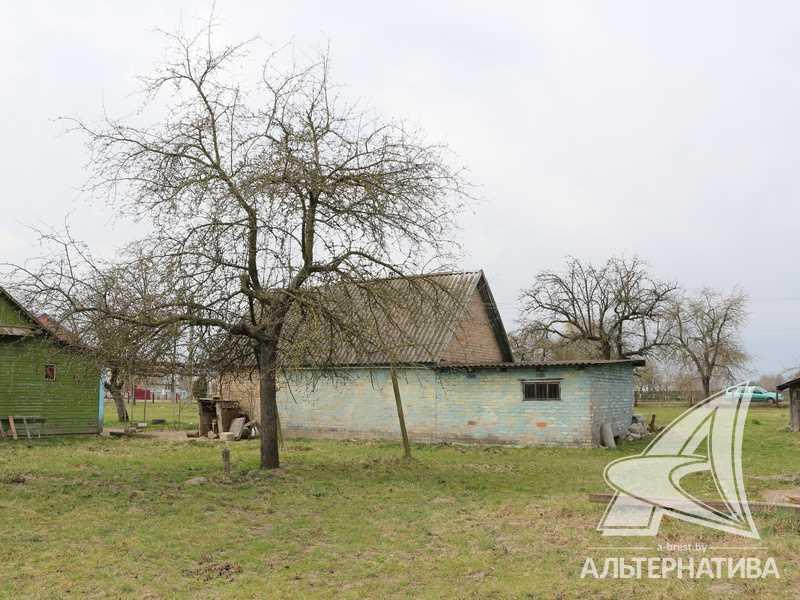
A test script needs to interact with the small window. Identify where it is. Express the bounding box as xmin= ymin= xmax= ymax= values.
xmin=44 ymin=364 xmax=56 ymax=382
xmin=522 ymin=380 xmax=560 ymax=401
